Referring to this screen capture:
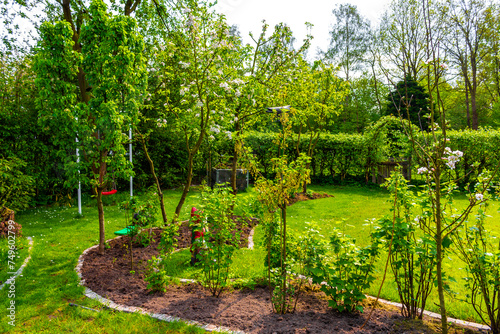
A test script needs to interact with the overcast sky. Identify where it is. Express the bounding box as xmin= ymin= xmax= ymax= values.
xmin=214 ymin=0 xmax=391 ymax=59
